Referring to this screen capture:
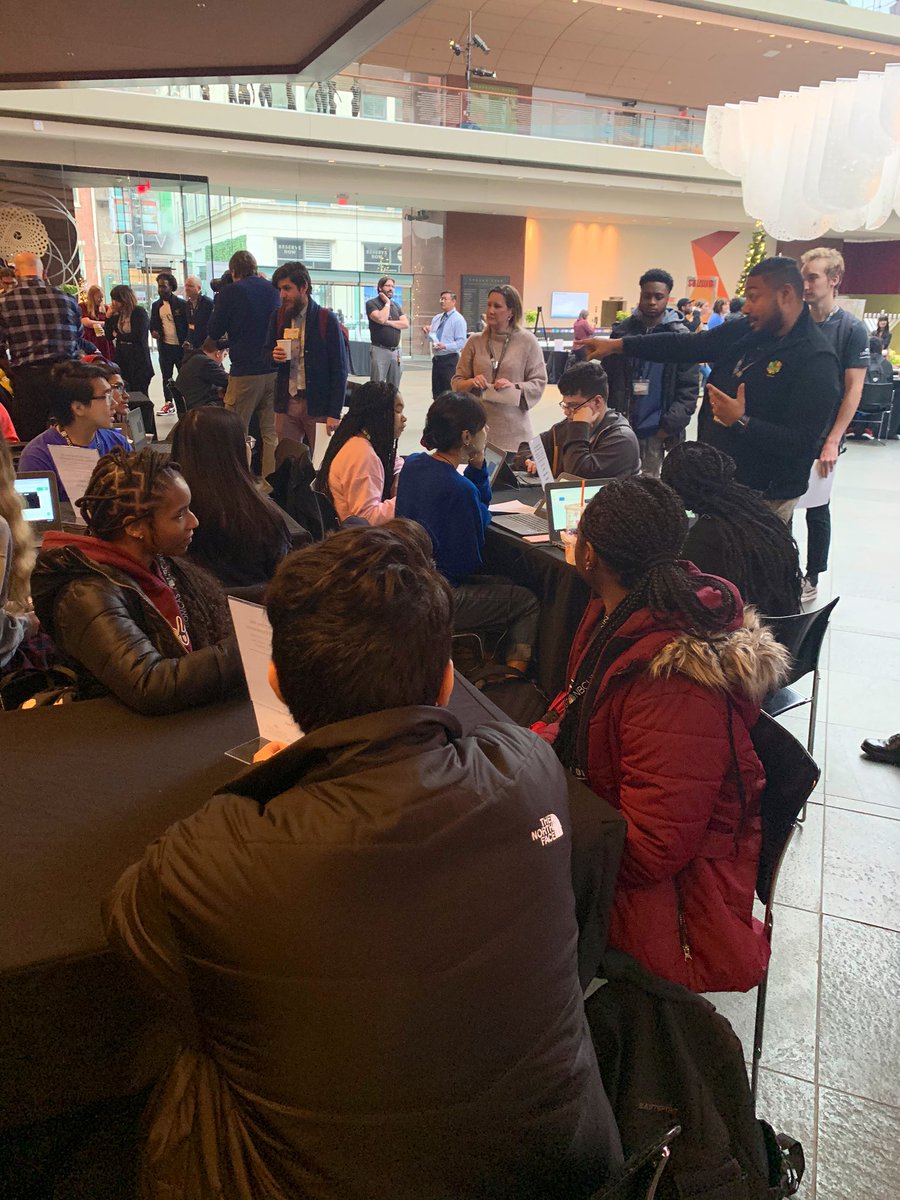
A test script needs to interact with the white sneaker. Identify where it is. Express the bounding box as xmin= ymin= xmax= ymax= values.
xmin=801 ymin=578 xmax=818 ymax=604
